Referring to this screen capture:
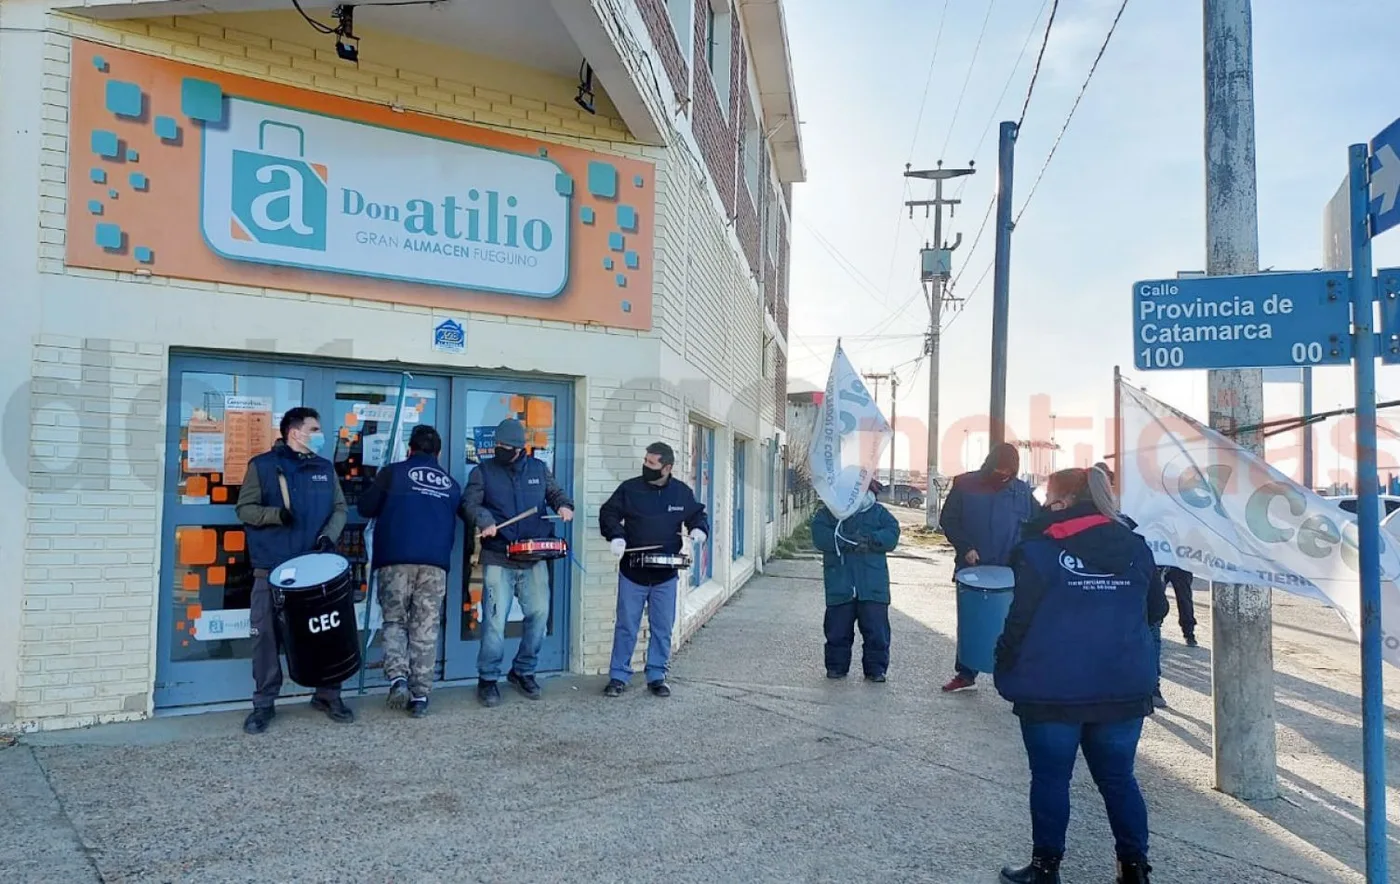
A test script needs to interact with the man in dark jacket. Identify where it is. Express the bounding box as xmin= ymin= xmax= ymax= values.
xmin=462 ymin=418 xmax=574 ymax=707
xmin=1161 ymin=566 xmax=1197 ymax=646
xmin=940 ymin=442 xmax=1040 ymax=692
xmin=356 ymin=425 xmax=465 ymax=718
xmin=993 ymin=467 xmax=1166 ymax=884
xmin=235 ymin=406 xmax=351 ymax=735
xmin=811 ymin=481 xmax=902 ymax=682
xmin=599 ymin=442 xmax=709 ymax=698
